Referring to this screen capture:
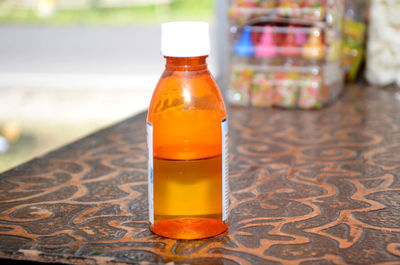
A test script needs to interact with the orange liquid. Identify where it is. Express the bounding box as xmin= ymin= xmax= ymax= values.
xmin=153 ymin=156 xmax=226 ymax=239
xmin=147 ymin=56 xmax=228 ymax=239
